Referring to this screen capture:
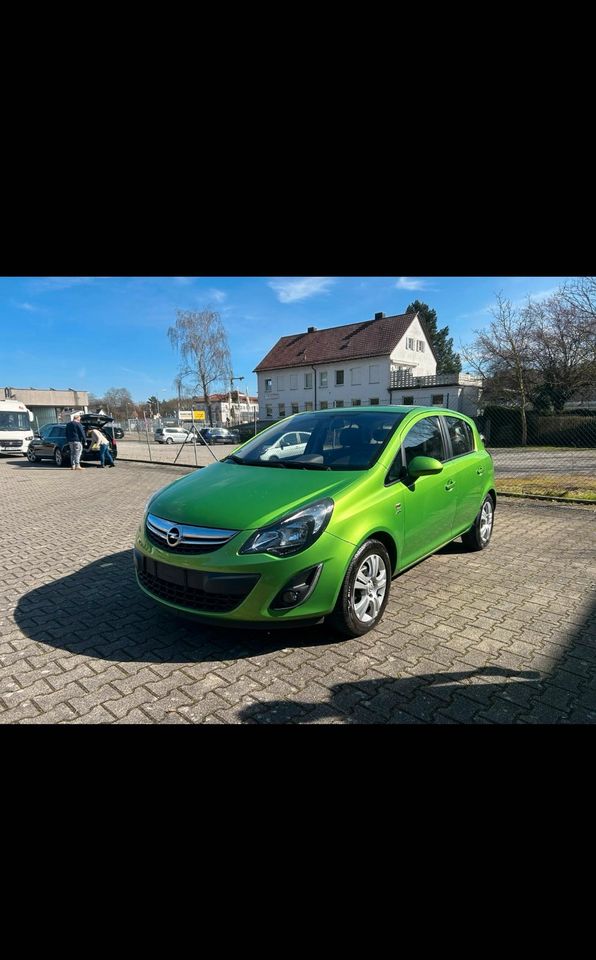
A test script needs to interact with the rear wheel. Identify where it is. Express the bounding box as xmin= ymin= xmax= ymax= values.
xmin=166 ymin=438 xmax=173 ymax=444
xmin=461 ymin=496 xmax=494 ymax=551
xmin=330 ymin=539 xmax=391 ymax=638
